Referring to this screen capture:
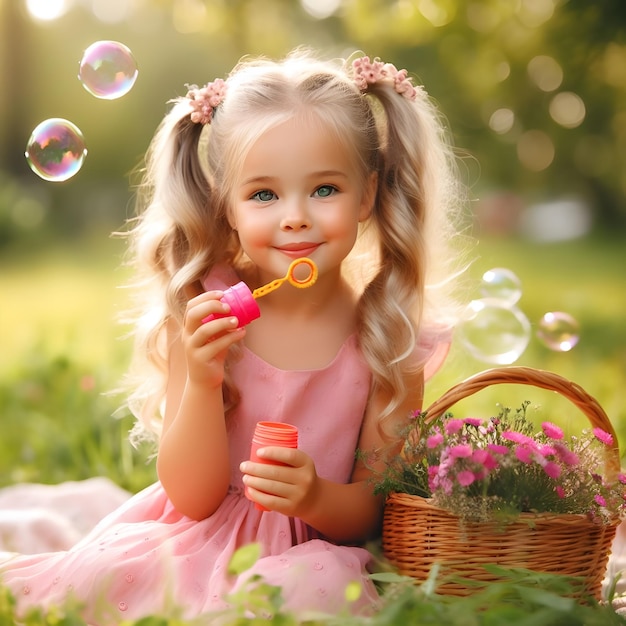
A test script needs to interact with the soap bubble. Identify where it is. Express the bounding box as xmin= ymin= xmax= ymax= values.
xmin=457 ymin=298 xmax=531 ymax=364
xmin=78 ymin=40 xmax=138 ymax=99
xmin=480 ymin=267 xmax=522 ymax=306
xmin=537 ymin=311 xmax=580 ymax=352
xmin=25 ymin=118 xmax=87 ymax=182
